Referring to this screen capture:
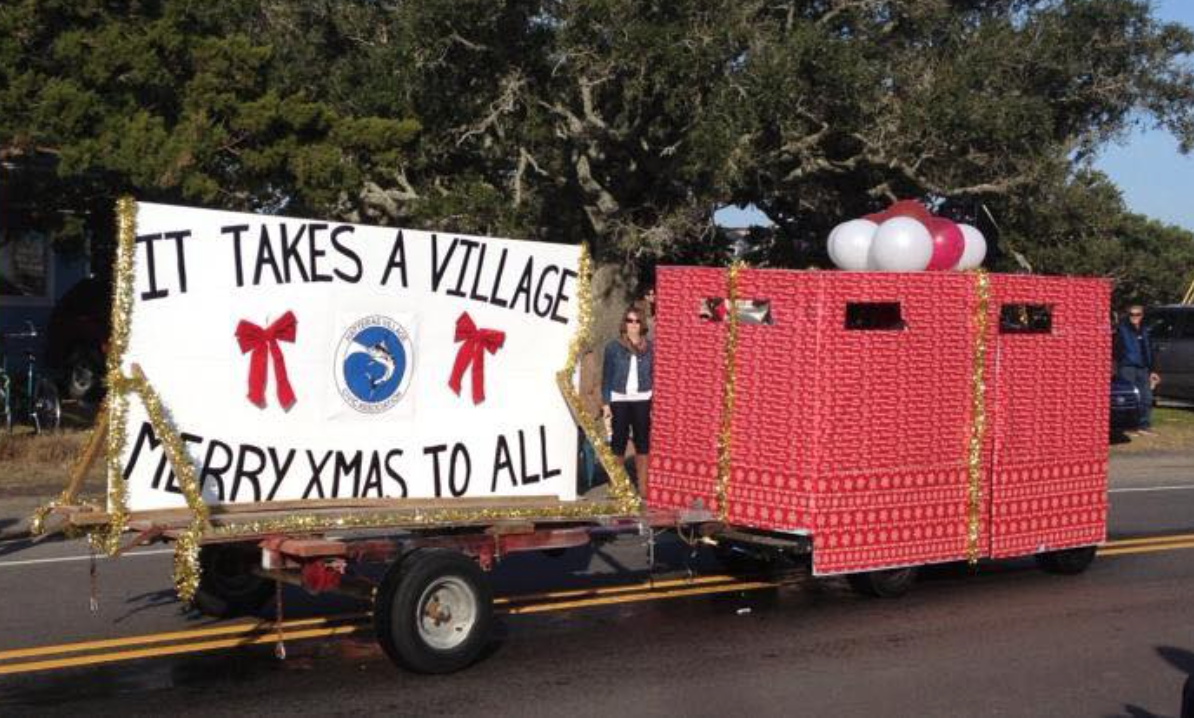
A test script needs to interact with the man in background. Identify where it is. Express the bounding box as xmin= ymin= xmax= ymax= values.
xmin=1114 ymin=304 xmax=1160 ymax=435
